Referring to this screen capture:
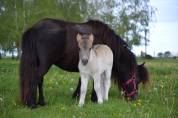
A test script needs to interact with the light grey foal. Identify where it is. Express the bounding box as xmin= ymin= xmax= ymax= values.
xmin=76 ymin=33 xmax=113 ymax=107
